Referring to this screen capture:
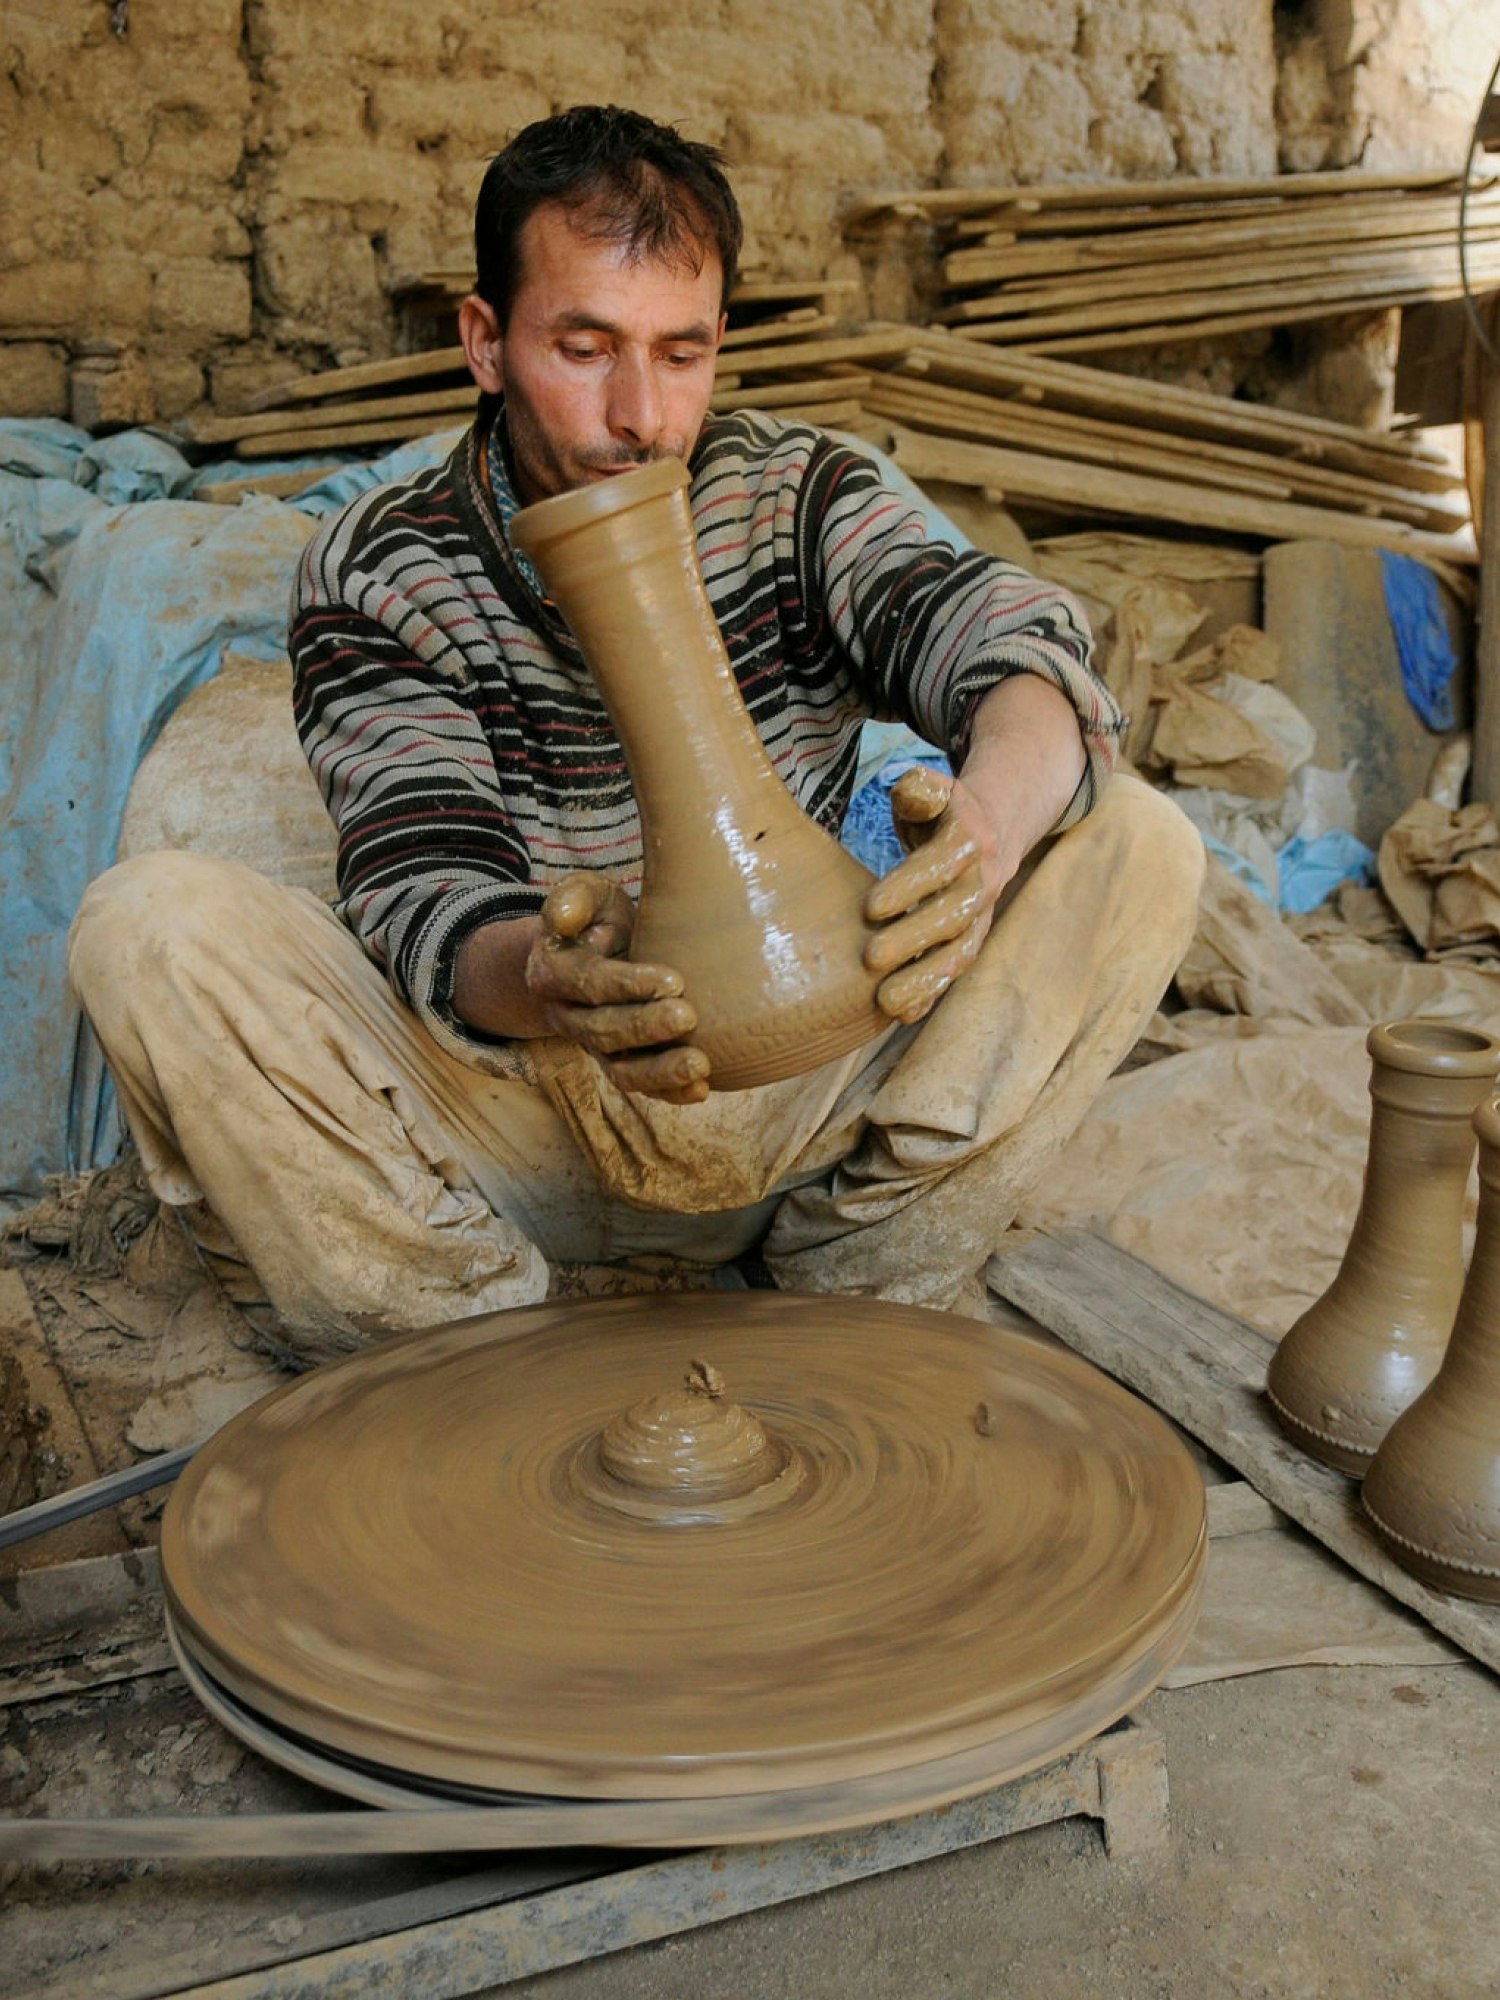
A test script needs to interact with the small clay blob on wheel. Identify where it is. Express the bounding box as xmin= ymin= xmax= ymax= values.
xmin=162 ymin=1293 xmax=1205 ymax=1837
